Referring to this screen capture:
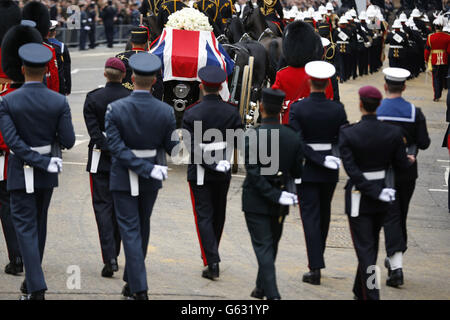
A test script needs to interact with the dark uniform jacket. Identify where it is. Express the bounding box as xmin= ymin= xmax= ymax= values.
xmin=194 ymin=0 xmax=224 ymax=35
xmin=140 ymin=0 xmax=163 ymax=16
xmin=182 ymin=94 xmax=243 ymax=182
xmin=242 ymin=117 xmax=303 ymax=215
xmin=83 ymin=82 xmax=131 ymax=173
xmin=289 ymin=92 xmax=348 ymax=183
xmin=0 ymin=82 xmax=75 ymax=191
xmin=100 ymin=5 xmax=117 ymax=27
xmin=377 ymin=97 xmax=430 ymax=182
xmin=339 ymin=115 xmax=411 ymax=215
xmin=105 ymin=90 xmax=178 ymax=192
xmin=386 ymin=30 xmax=409 ymax=60
xmin=333 ymin=26 xmax=355 ymax=54
xmin=157 ymin=0 xmax=188 ymax=30
xmin=48 ymin=38 xmax=72 ymax=95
